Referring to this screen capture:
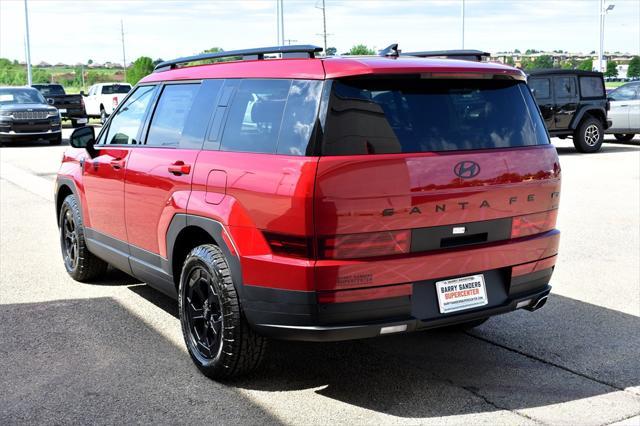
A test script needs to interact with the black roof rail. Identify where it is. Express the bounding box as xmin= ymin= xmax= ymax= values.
xmin=402 ymin=49 xmax=490 ymax=62
xmin=154 ymin=45 xmax=323 ymax=72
